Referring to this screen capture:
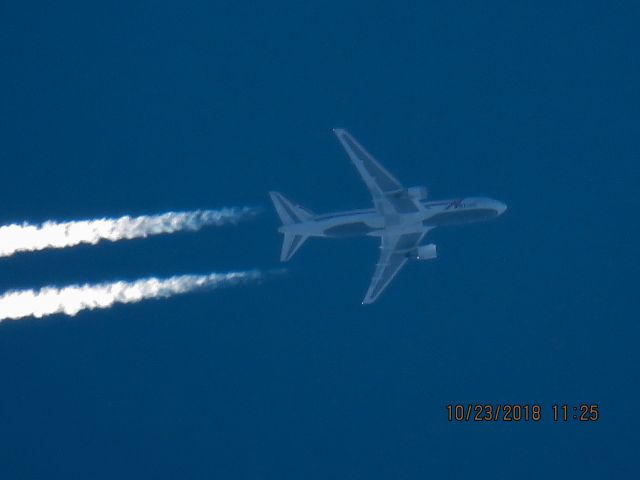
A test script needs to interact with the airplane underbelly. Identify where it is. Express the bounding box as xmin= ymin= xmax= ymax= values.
xmin=424 ymin=208 xmax=498 ymax=226
xmin=323 ymin=221 xmax=379 ymax=237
